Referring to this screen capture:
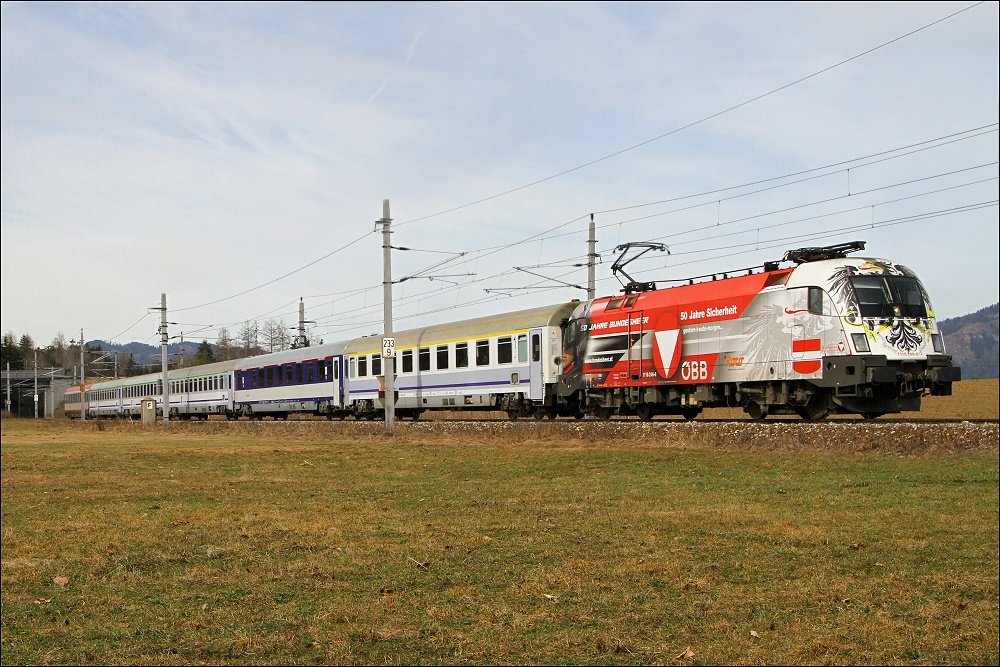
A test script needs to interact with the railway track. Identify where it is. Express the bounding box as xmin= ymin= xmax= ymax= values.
xmin=101 ymin=416 xmax=998 ymax=425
